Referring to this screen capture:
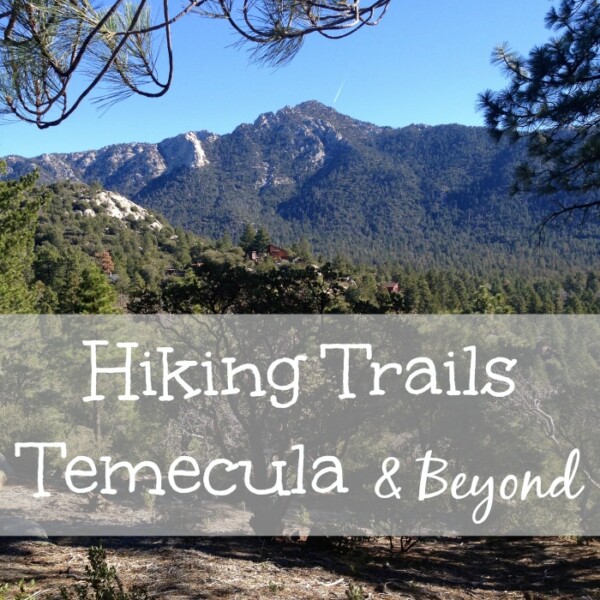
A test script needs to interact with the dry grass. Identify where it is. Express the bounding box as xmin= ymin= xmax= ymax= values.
xmin=0 ymin=537 xmax=599 ymax=599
